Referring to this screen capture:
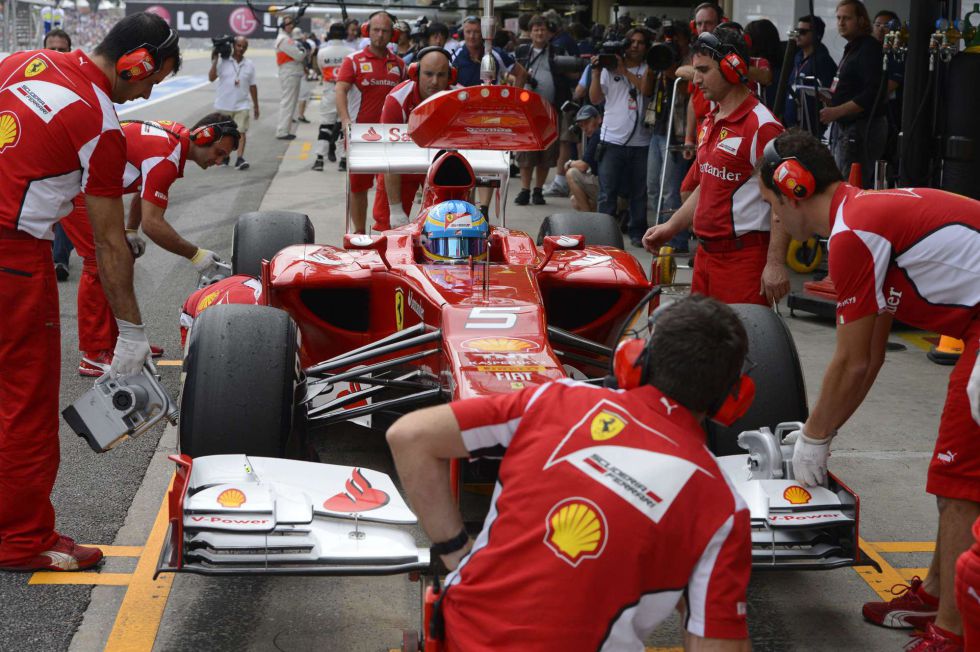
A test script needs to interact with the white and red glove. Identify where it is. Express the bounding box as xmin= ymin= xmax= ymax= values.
xmin=788 ymin=428 xmax=835 ymax=487
xmin=125 ymin=229 xmax=146 ymax=258
xmin=110 ymin=319 xmax=151 ymax=378
xmin=190 ymin=248 xmax=225 ymax=276
xmin=968 ymin=348 xmax=980 ymax=426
